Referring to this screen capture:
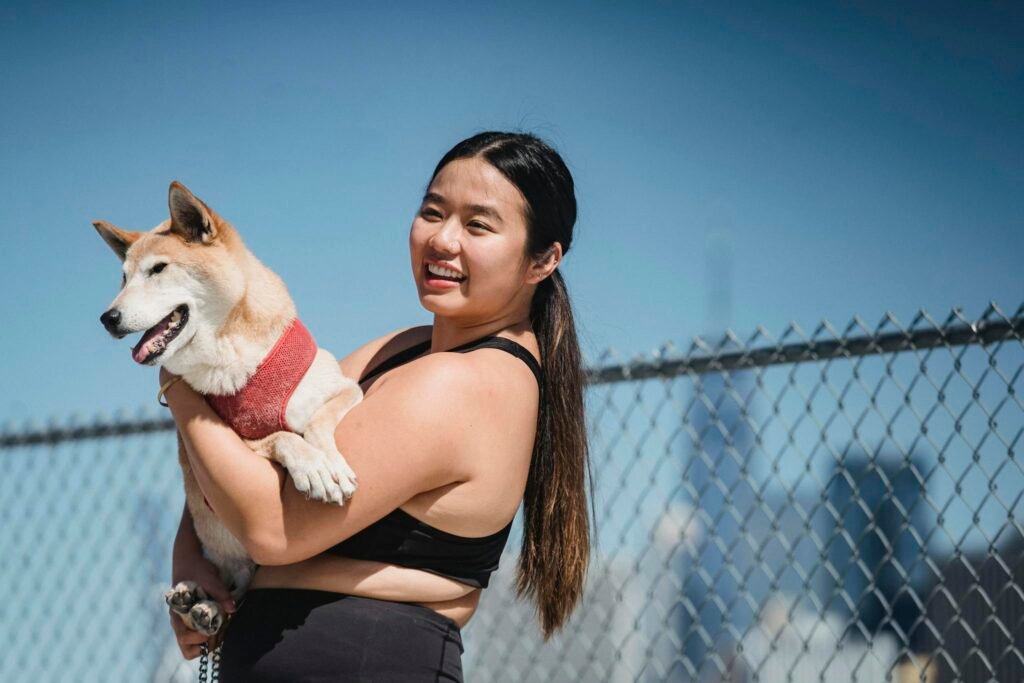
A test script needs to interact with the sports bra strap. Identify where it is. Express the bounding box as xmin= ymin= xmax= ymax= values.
xmin=469 ymin=337 xmax=543 ymax=385
xmin=359 ymin=335 xmax=542 ymax=386
xmin=359 ymin=339 xmax=430 ymax=384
